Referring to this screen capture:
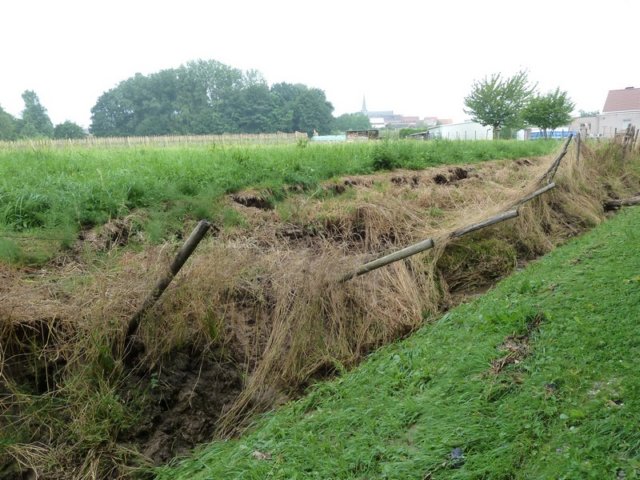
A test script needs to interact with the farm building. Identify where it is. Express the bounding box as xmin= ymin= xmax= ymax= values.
xmin=428 ymin=121 xmax=494 ymax=140
xmin=346 ymin=129 xmax=380 ymax=140
xmin=569 ymin=87 xmax=640 ymax=138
